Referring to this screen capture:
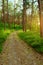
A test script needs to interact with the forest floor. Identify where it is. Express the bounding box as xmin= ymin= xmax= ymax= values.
xmin=0 ymin=31 xmax=43 ymax=65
